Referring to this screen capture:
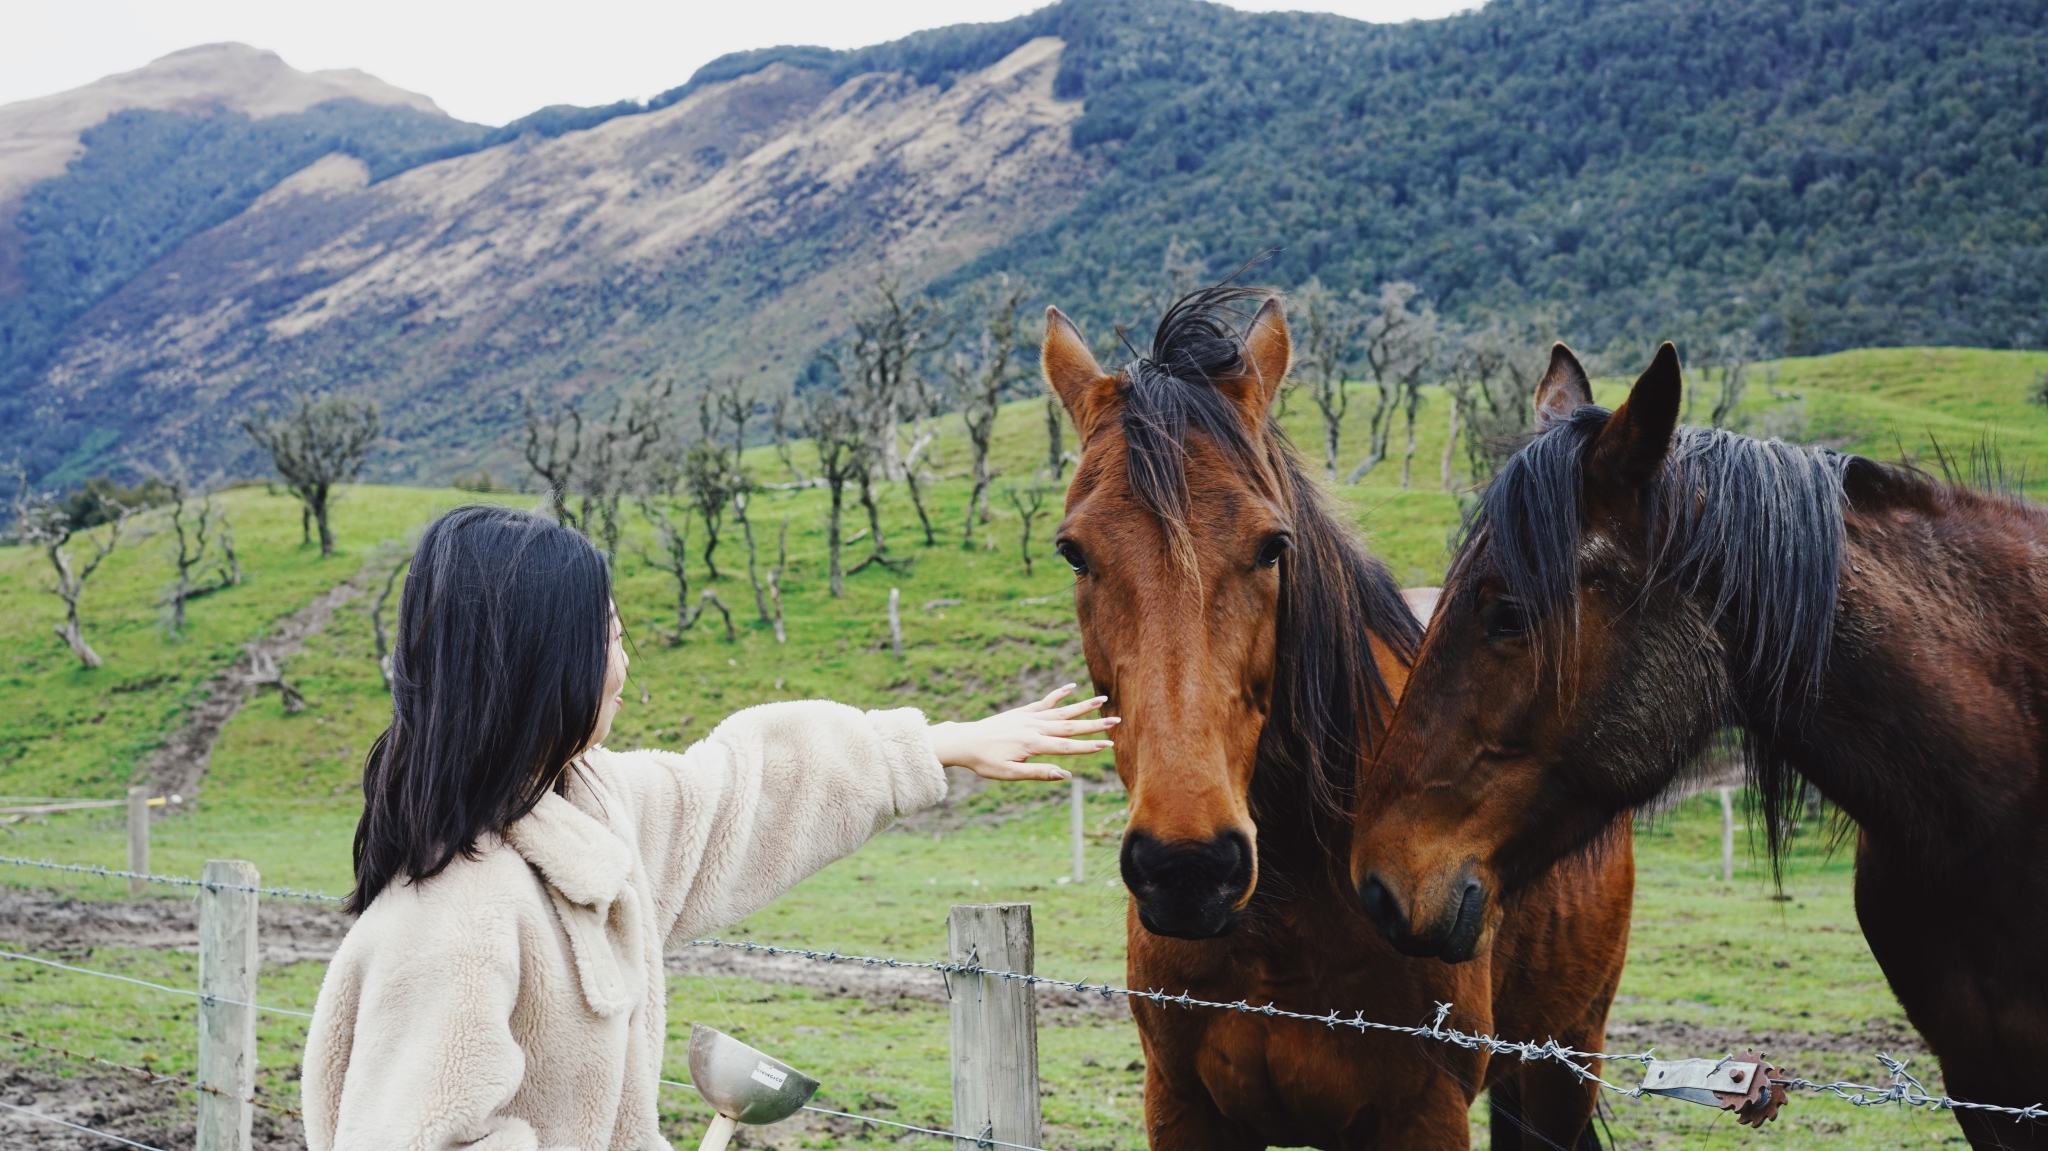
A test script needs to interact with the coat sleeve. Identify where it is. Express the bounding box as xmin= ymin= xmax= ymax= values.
xmin=596 ymin=700 xmax=949 ymax=945
xmin=303 ymin=872 xmax=572 ymax=1151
